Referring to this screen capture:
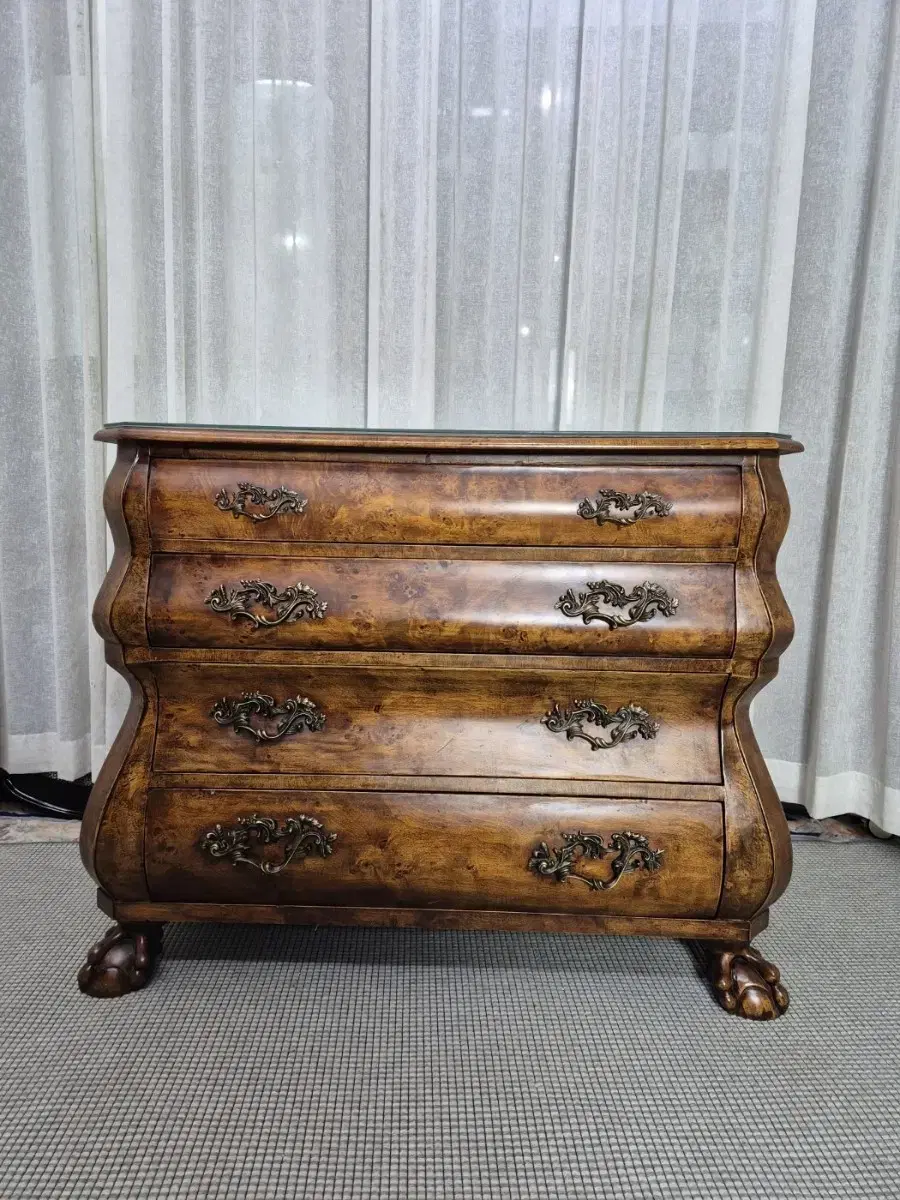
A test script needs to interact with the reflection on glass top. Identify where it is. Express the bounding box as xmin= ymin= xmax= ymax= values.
xmin=103 ymin=422 xmax=790 ymax=437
